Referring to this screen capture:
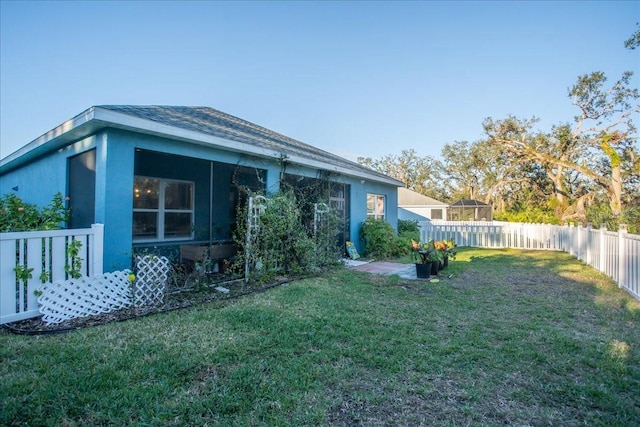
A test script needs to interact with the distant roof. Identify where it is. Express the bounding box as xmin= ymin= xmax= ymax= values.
xmin=449 ymin=199 xmax=491 ymax=207
xmin=398 ymin=187 xmax=446 ymax=206
xmin=1 ymin=105 xmax=404 ymax=186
